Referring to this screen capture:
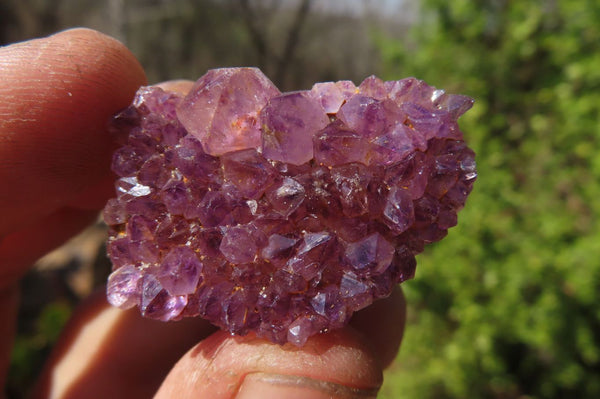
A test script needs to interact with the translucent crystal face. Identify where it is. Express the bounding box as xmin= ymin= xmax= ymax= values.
xmin=105 ymin=67 xmax=476 ymax=346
